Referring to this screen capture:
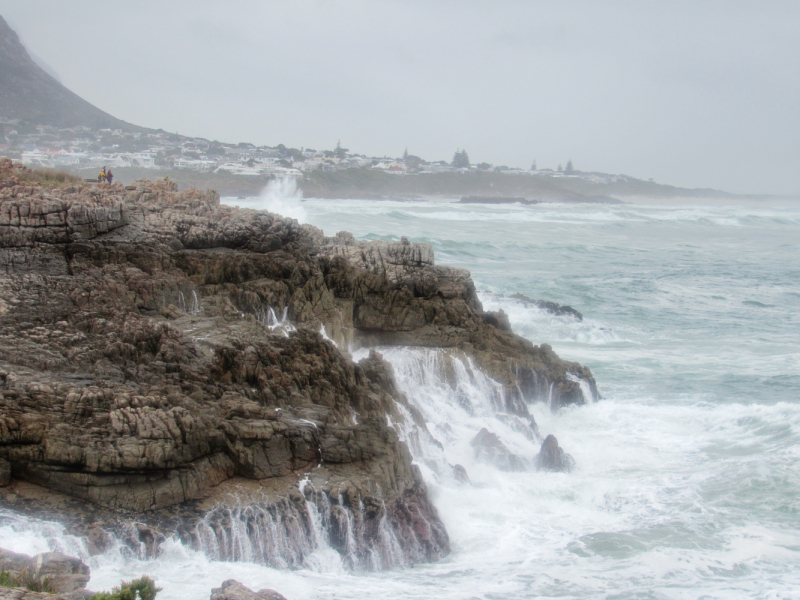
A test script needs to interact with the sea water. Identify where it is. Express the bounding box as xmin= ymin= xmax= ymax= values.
xmin=2 ymin=193 xmax=799 ymax=599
